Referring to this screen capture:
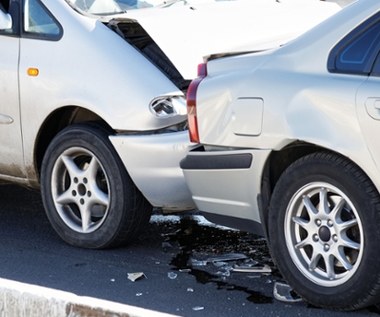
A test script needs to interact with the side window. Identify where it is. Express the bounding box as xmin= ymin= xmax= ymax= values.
xmin=371 ymin=53 xmax=380 ymax=77
xmin=23 ymin=0 xmax=62 ymax=40
xmin=0 ymin=1 xmax=13 ymax=35
xmin=328 ymin=12 xmax=380 ymax=75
